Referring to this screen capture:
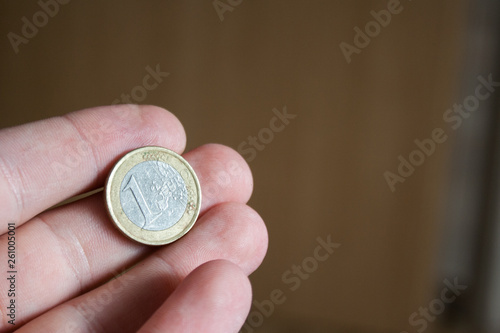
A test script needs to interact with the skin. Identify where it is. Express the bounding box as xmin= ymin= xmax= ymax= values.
xmin=0 ymin=105 xmax=268 ymax=333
